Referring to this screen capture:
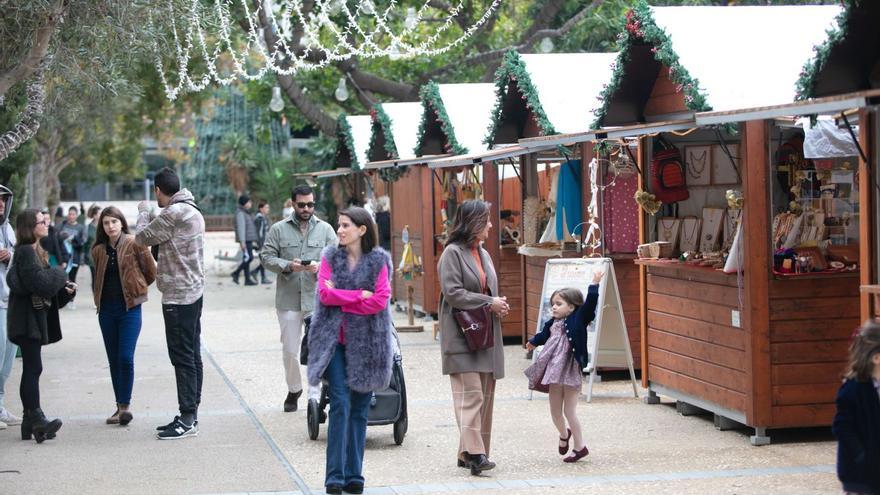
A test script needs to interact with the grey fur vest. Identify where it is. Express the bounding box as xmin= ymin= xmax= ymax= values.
xmin=307 ymin=246 xmax=393 ymax=393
